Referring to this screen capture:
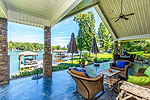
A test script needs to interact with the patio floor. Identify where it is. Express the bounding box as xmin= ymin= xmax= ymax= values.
xmin=0 ymin=62 xmax=149 ymax=100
